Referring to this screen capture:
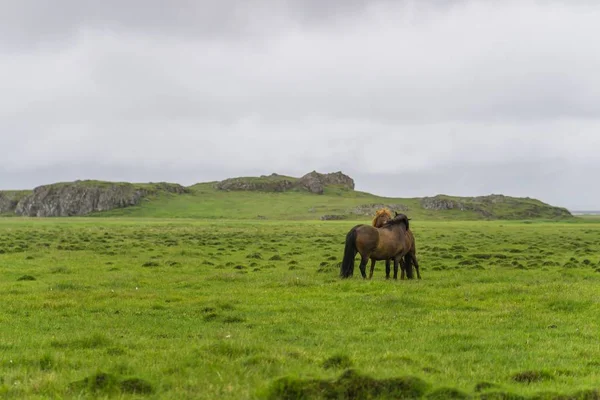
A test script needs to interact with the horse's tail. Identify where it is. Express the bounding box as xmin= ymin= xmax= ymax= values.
xmin=340 ymin=226 xmax=359 ymax=278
